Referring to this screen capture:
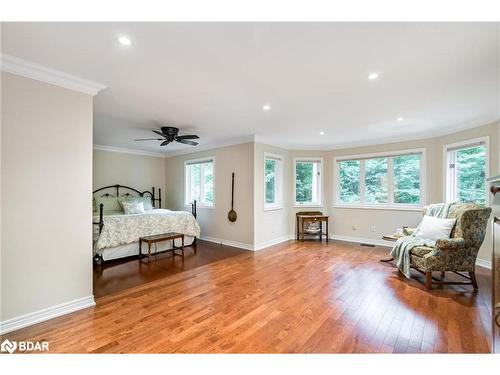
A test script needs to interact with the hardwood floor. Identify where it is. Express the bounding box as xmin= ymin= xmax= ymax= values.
xmin=93 ymin=240 xmax=247 ymax=298
xmin=2 ymin=240 xmax=492 ymax=353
